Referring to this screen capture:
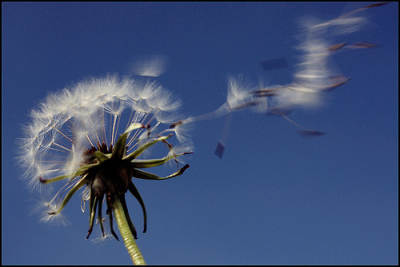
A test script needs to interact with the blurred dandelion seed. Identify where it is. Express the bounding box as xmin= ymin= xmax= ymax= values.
xmin=132 ymin=55 xmax=167 ymax=77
